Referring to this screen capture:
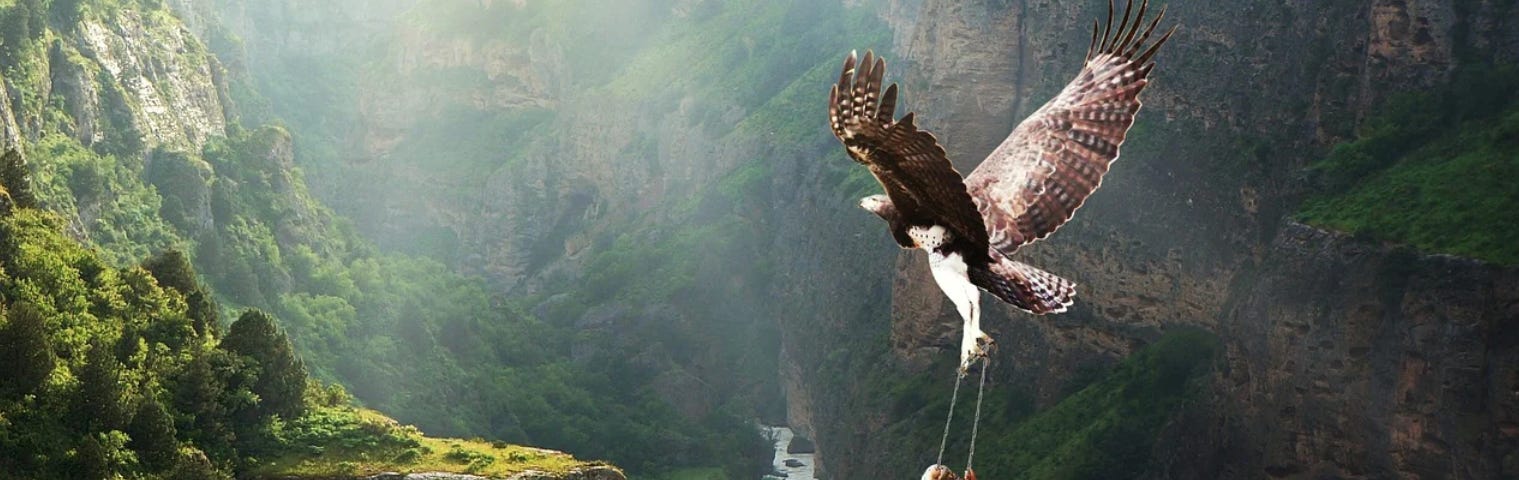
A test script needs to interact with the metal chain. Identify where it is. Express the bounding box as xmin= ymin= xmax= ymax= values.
xmin=965 ymin=355 xmax=991 ymax=471
xmin=935 ymin=369 xmax=966 ymax=466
